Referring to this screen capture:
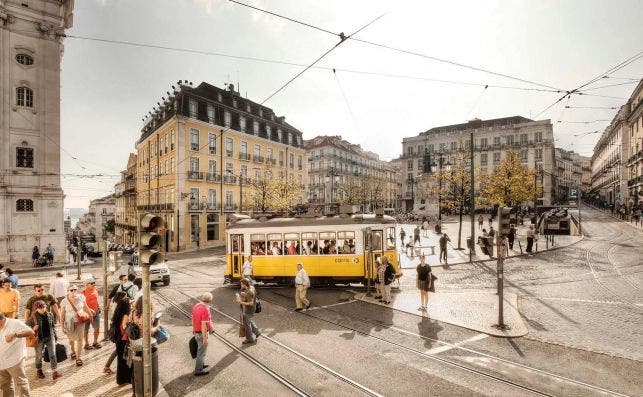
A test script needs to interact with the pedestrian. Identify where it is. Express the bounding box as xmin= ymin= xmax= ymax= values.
xmin=526 ymin=225 xmax=536 ymax=253
xmin=489 ymin=226 xmax=496 ymax=239
xmin=379 ymin=256 xmax=395 ymax=304
xmin=236 ymin=278 xmax=261 ymax=344
xmin=488 ymin=216 xmax=493 ymax=226
xmin=413 ymin=225 xmax=421 ymax=245
xmin=60 ymin=284 xmax=93 ymax=366
xmin=50 ymin=272 xmax=70 ymax=306
xmin=45 ymin=243 xmax=55 ymax=266
xmin=0 ymin=278 xmax=20 ymax=319
xmin=405 ymin=236 xmax=414 ymax=257
xmin=81 ymin=277 xmax=102 ymax=350
xmin=499 ymin=236 xmax=509 ymax=261
xmin=103 ymin=291 xmax=127 ymax=375
xmin=111 ymin=295 xmax=132 ymax=385
xmin=477 ymin=214 xmax=483 ymax=230
xmin=120 ymin=274 xmax=138 ymax=301
xmin=26 ymin=300 xmax=61 ymax=380
xmin=481 ymin=228 xmax=488 ymax=238
xmin=373 ymin=257 xmax=382 ymax=299
xmin=242 ymin=255 xmax=254 ymax=285
xmin=508 ymin=225 xmax=516 ymax=250
xmin=5 ymin=268 xmax=18 ymax=289
xmin=439 ymin=233 xmax=450 ymax=264
xmin=191 ymin=292 xmax=214 ymax=376
xmin=24 ymin=284 xmax=61 ymax=324
xmin=32 ymin=246 xmax=40 ymax=267
xmin=0 ymin=312 xmax=35 ymax=396
xmin=422 ymin=218 xmax=430 ymax=237
xmin=132 ymin=277 xmax=143 ymax=301
xmin=399 ymin=227 xmax=406 ymax=251
xmin=416 ymin=255 xmax=432 ymax=311
xmin=294 ymin=263 xmax=311 ymax=311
